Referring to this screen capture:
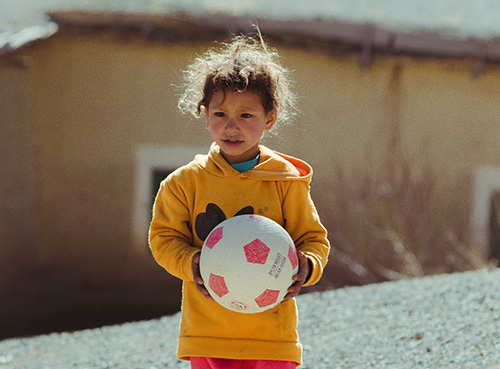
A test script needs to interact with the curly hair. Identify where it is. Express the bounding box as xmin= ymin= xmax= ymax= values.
xmin=177 ymin=33 xmax=297 ymax=129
